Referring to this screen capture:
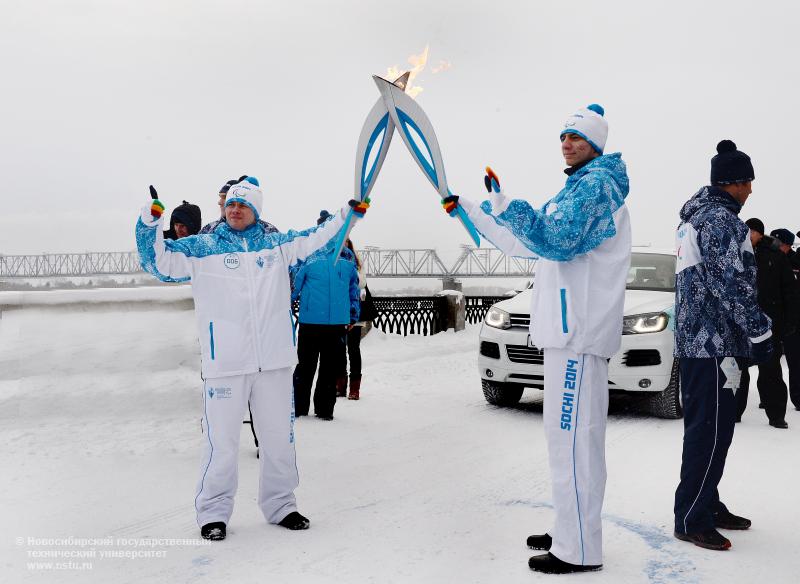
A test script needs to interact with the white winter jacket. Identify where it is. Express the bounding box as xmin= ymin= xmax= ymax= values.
xmin=462 ymin=154 xmax=631 ymax=358
xmin=136 ymin=209 xmax=347 ymax=378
